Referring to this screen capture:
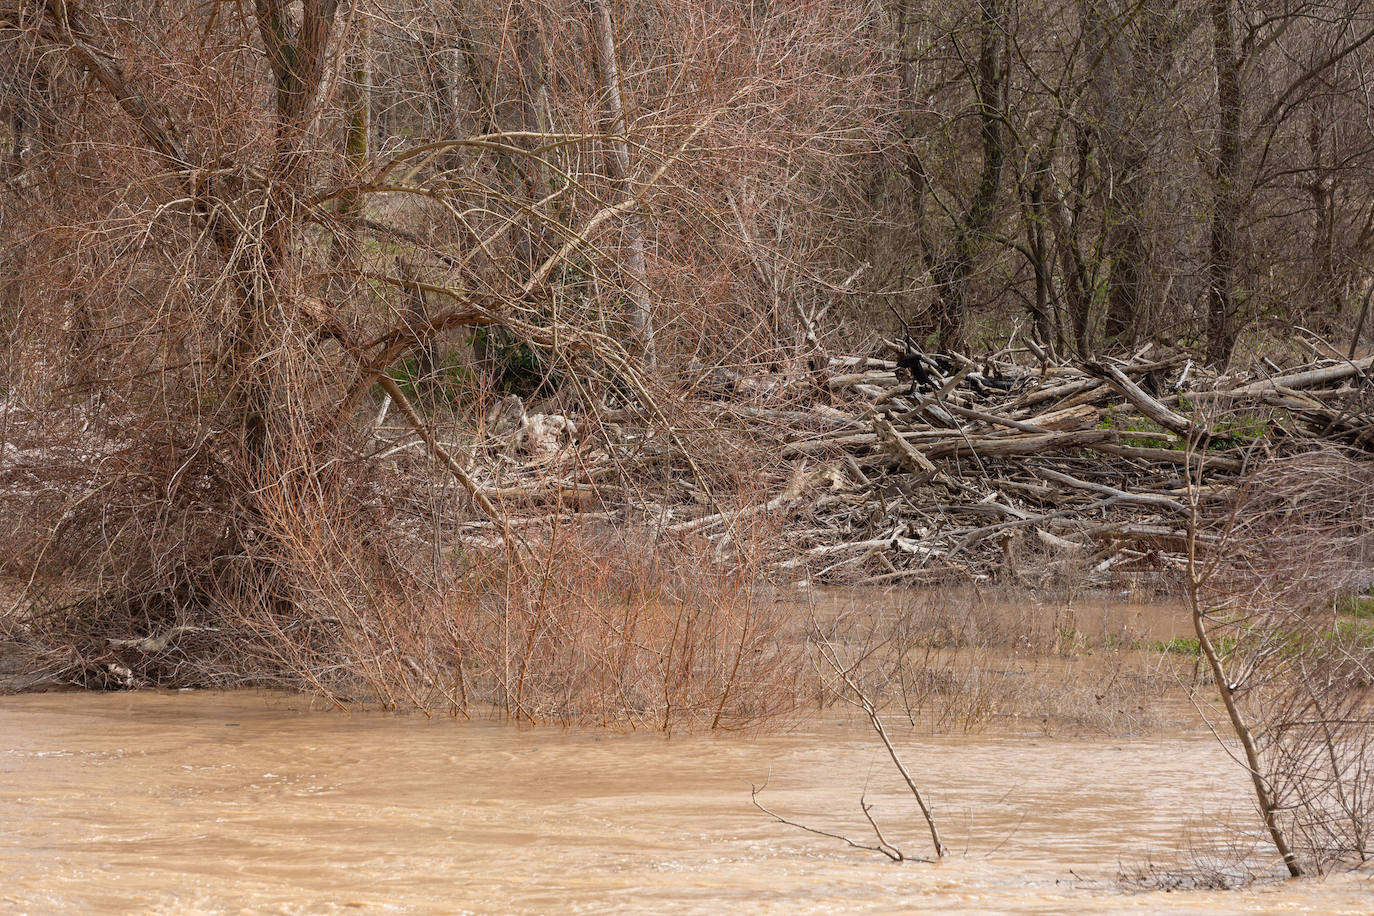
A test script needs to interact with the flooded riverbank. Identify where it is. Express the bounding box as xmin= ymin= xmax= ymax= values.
xmin=1 ymin=690 xmax=1368 ymax=914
